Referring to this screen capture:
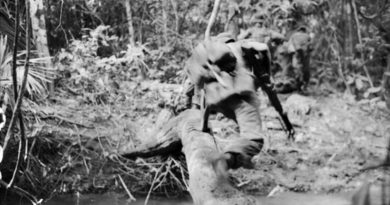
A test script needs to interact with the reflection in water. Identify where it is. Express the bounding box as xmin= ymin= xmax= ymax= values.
xmin=2 ymin=191 xmax=365 ymax=205
xmin=1 ymin=193 xmax=193 ymax=205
